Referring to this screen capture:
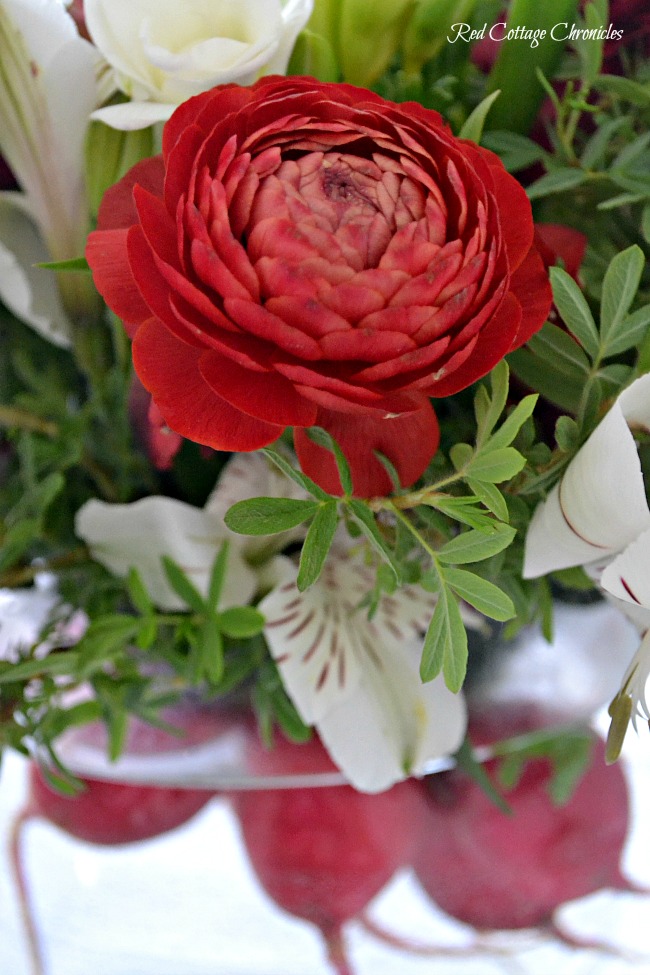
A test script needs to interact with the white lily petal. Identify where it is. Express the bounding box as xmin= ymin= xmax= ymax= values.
xmin=317 ymin=643 xmax=466 ymax=793
xmin=0 ymin=199 xmax=73 ymax=345
xmin=75 ymin=497 xmax=257 ymax=611
xmin=524 ymin=374 xmax=650 ymax=578
xmin=0 ymin=0 xmax=101 ymax=259
xmin=206 ymin=452 xmax=309 ymax=556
